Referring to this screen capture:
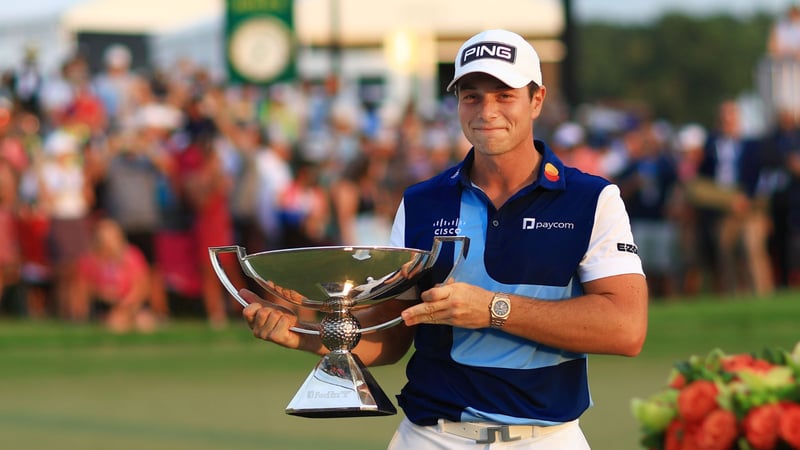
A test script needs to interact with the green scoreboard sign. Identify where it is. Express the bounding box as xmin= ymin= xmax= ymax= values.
xmin=225 ymin=0 xmax=296 ymax=85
